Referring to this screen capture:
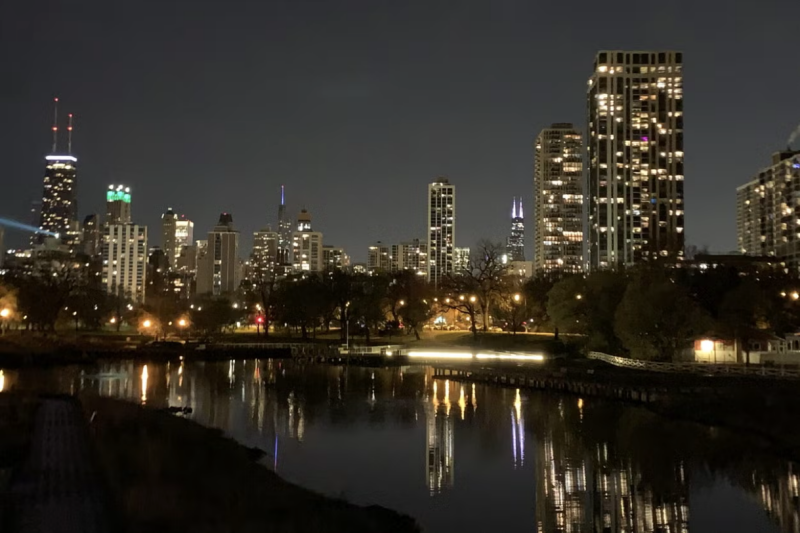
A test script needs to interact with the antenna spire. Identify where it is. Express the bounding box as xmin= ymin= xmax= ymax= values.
xmin=519 ymin=197 xmax=523 ymax=219
xmin=511 ymin=197 xmax=517 ymax=219
xmin=281 ymin=185 xmax=285 ymax=206
xmin=51 ymin=97 xmax=59 ymax=153
xmin=67 ymin=113 xmax=73 ymax=154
